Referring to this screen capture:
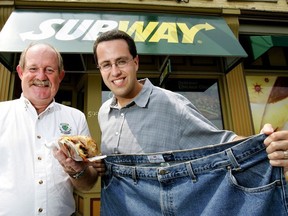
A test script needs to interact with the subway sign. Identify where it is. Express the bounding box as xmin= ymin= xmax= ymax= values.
xmin=0 ymin=10 xmax=246 ymax=57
